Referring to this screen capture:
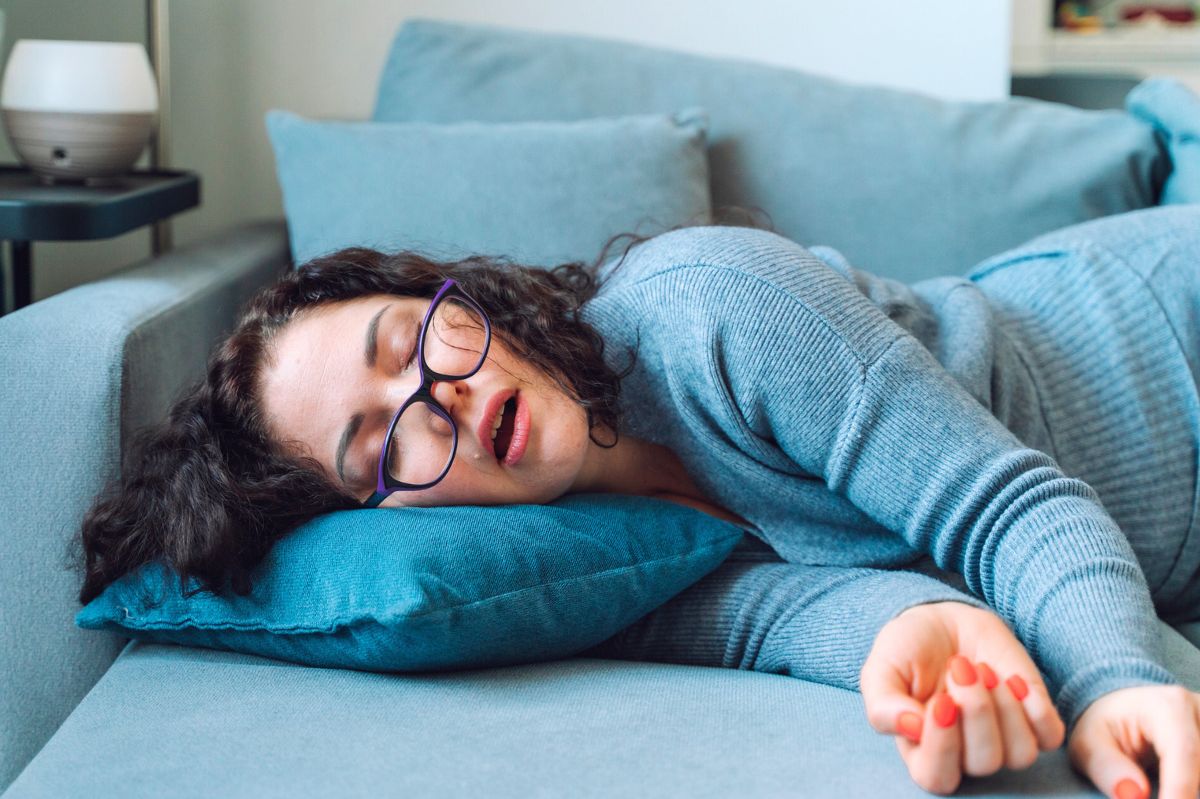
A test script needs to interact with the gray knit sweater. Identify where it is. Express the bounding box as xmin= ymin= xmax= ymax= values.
xmin=578 ymin=224 xmax=1186 ymax=738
